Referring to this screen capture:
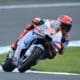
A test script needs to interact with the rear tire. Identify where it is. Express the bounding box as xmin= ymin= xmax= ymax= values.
xmin=18 ymin=47 xmax=43 ymax=73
